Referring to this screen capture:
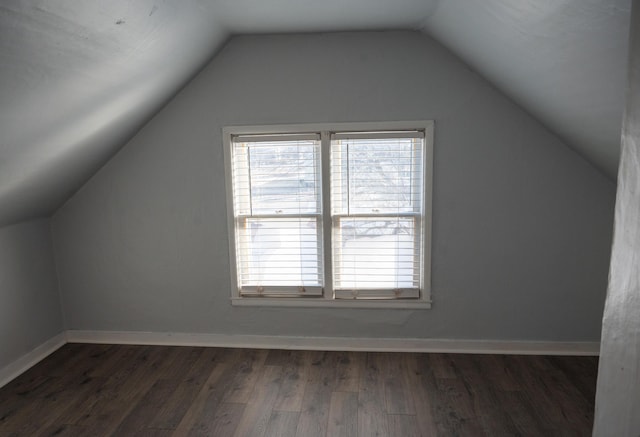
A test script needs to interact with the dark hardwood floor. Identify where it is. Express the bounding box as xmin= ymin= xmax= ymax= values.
xmin=0 ymin=344 xmax=598 ymax=436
